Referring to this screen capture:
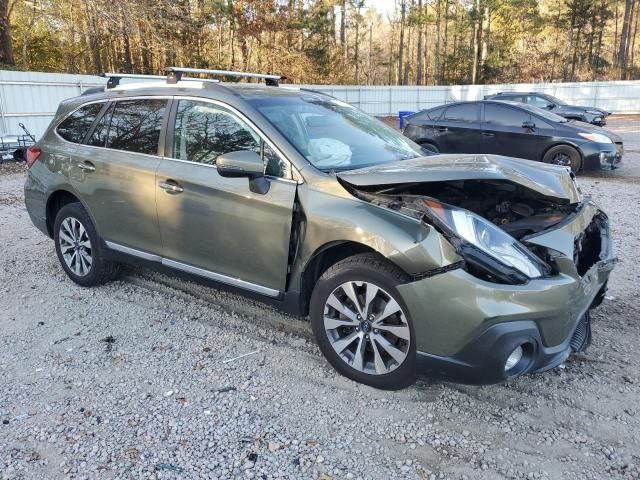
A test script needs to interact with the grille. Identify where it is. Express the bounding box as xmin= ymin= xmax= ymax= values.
xmin=570 ymin=312 xmax=591 ymax=352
